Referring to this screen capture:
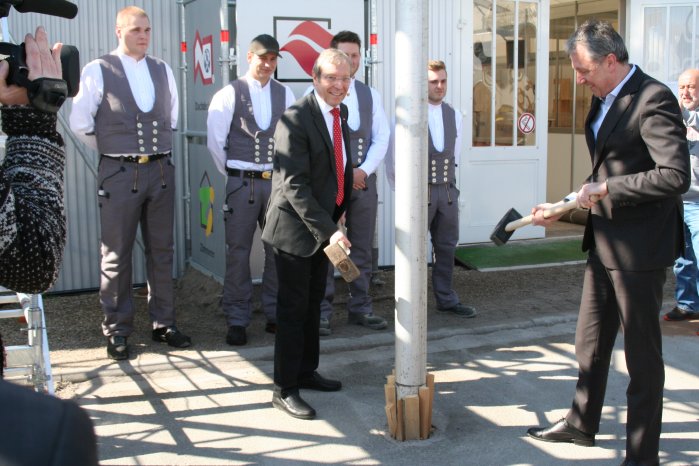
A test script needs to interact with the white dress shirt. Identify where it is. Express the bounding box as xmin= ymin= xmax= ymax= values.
xmin=69 ymin=49 xmax=179 ymax=155
xmin=428 ymin=102 xmax=463 ymax=166
xmin=206 ymin=74 xmax=296 ymax=176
